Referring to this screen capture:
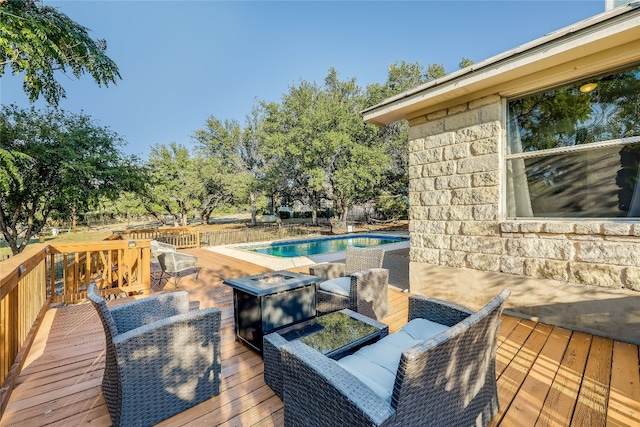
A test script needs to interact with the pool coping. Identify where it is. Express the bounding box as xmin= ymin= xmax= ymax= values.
xmin=205 ymin=231 xmax=410 ymax=270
